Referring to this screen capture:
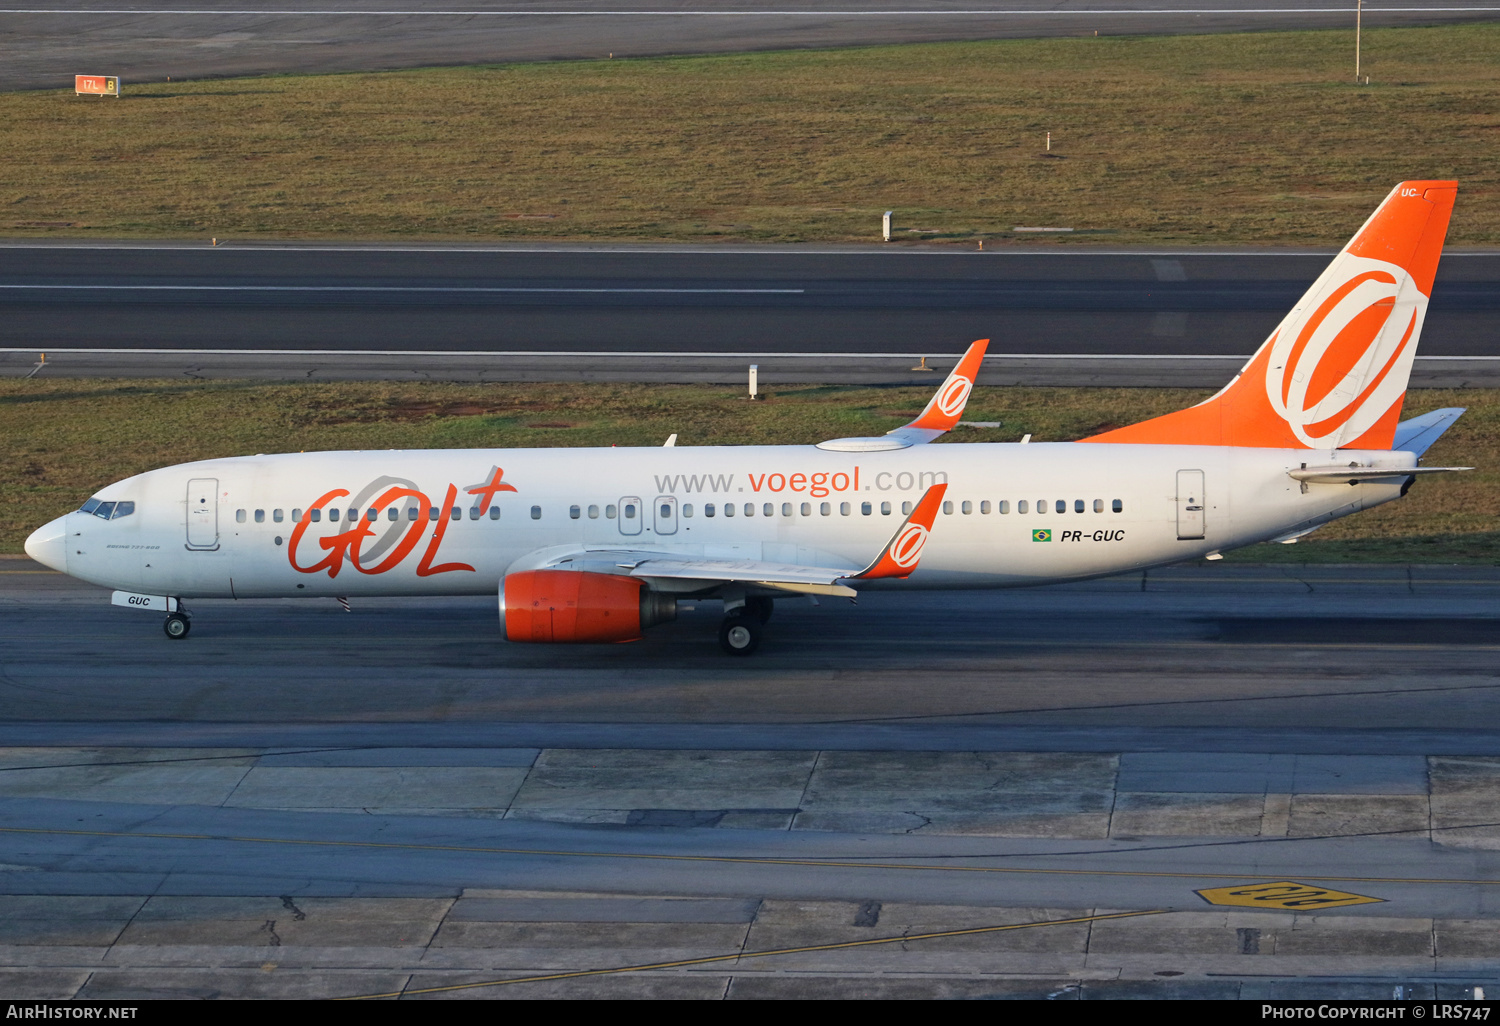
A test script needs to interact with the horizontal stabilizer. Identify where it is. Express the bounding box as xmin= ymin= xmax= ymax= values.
xmin=1392 ymin=407 xmax=1465 ymax=456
